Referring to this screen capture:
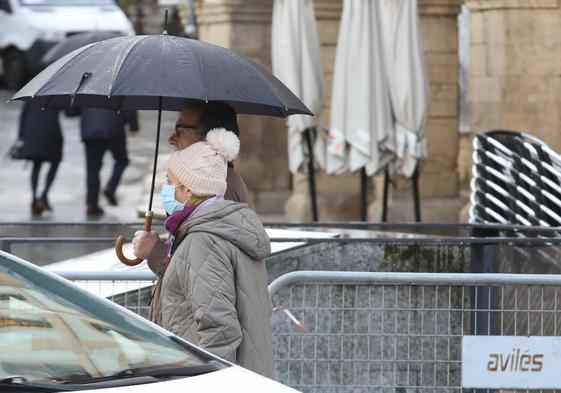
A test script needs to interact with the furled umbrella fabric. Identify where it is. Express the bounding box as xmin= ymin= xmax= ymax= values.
xmin=272 ymin=0 xmax=325 ymax=174
xmin=378 ymin=0 xmax=430 ymax=177
xmin=326 ymin=0 xmax=394 ymax=176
